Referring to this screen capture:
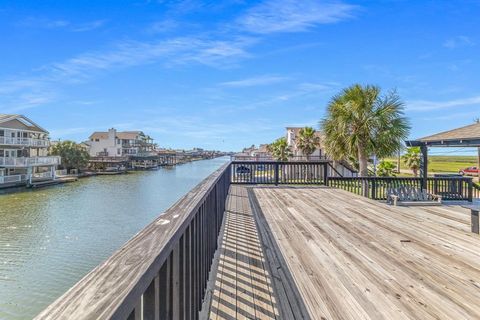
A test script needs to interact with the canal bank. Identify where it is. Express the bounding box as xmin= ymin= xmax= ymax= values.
xmin=0 ymin=157 xmax=229 ymax=320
